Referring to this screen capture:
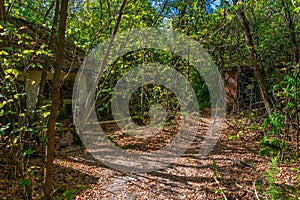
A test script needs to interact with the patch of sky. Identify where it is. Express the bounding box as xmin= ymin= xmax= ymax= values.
xmin=205 ymin=0 xmax=233 ymax=14
xmin=150 ymin=0 xmax=233 ymax=26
